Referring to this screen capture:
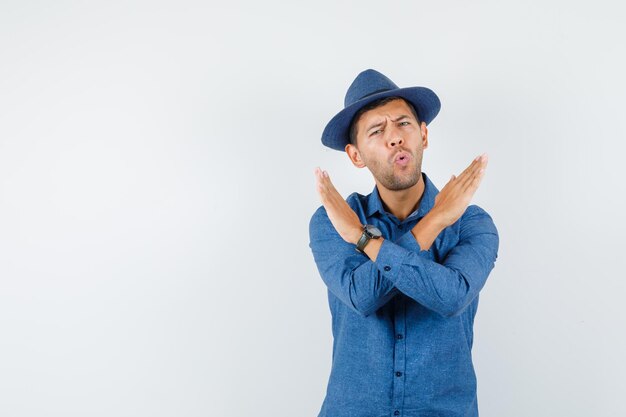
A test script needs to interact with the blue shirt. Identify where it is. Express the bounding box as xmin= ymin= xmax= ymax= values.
xmin=308 ymin=171 xmax=499 ymax=417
